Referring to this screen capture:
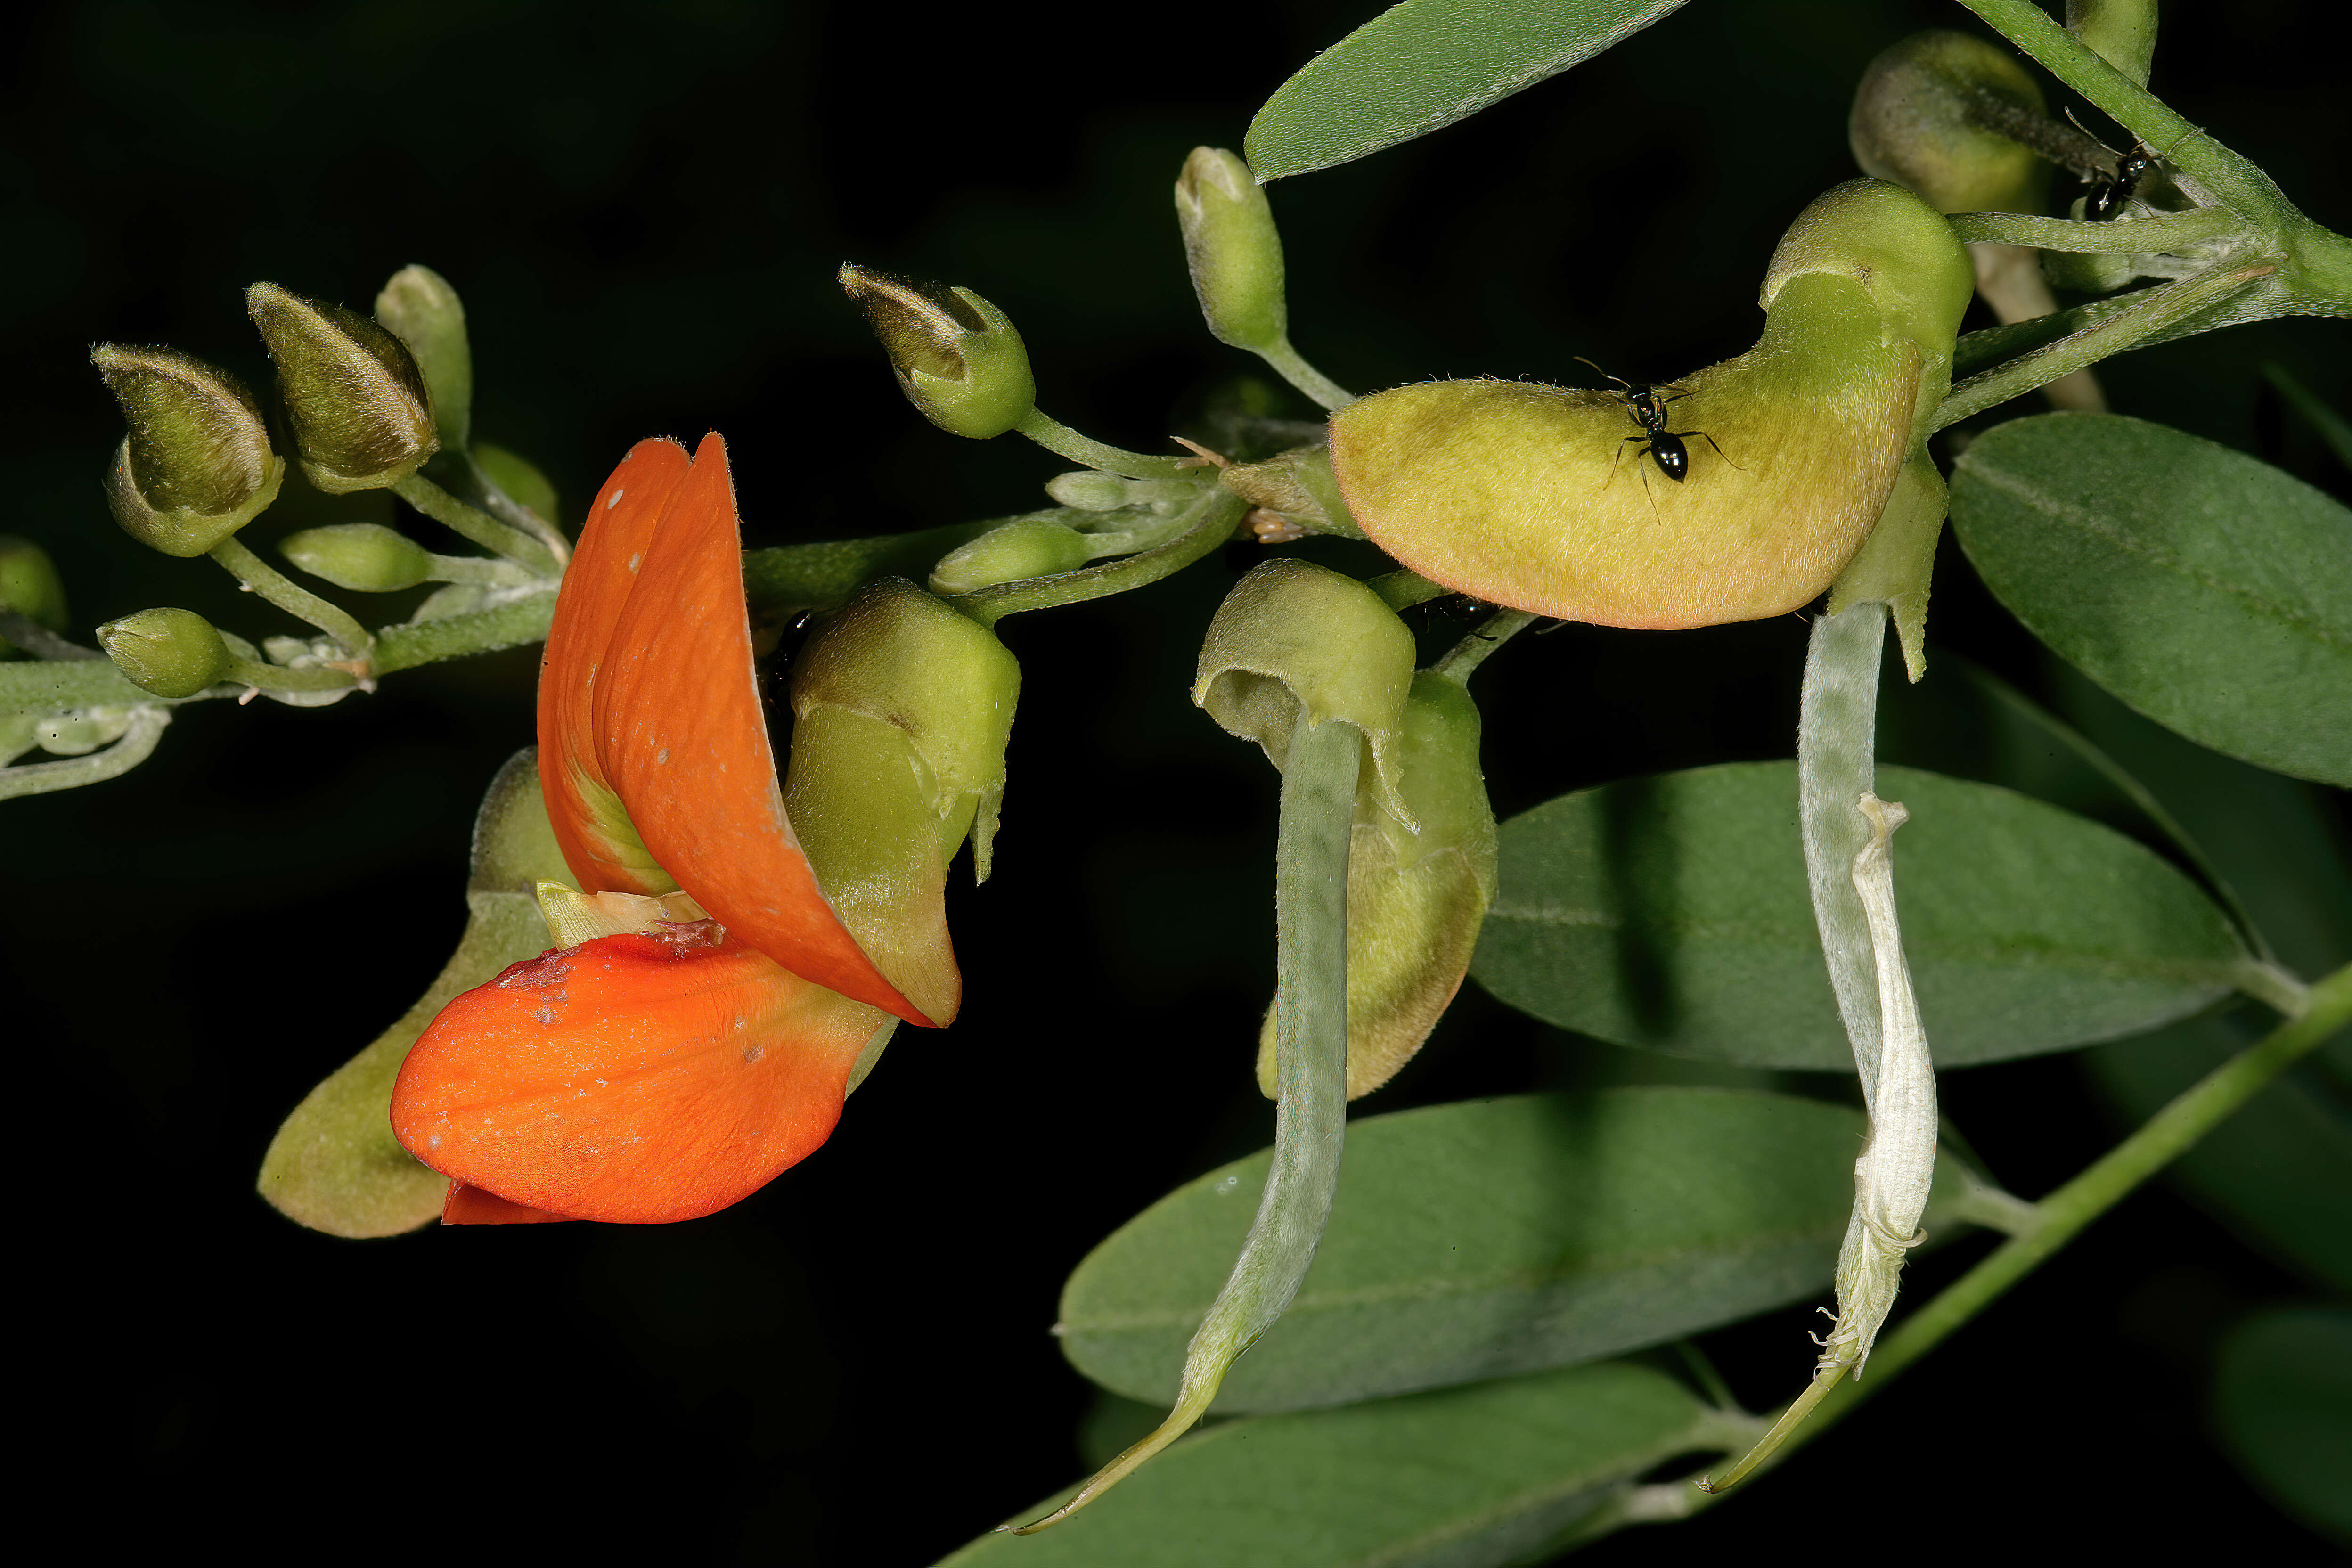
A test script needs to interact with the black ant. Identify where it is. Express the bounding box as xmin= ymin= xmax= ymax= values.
xmin=1574 ymin=356 xmax=1741 ymax=498
xmin=2067 ymin=114 xmax=2198 ymax=222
